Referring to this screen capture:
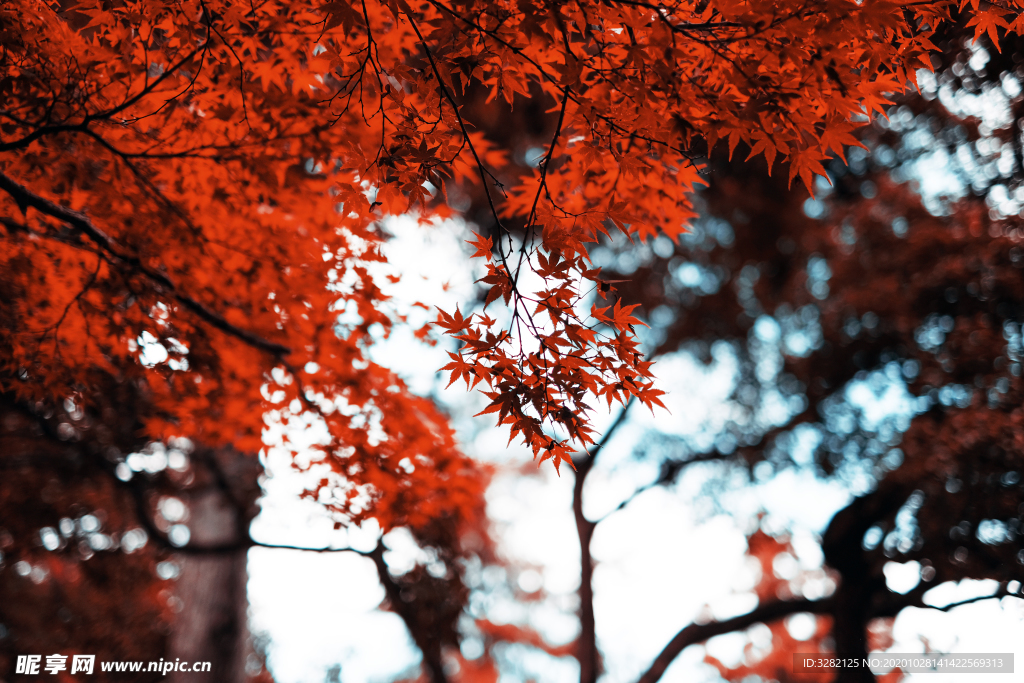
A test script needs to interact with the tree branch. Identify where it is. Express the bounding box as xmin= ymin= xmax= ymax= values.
xmin=0 ymin=170 xmax=292 ymax=358
xmin=247 ymin=540 xmax=371 ymax=554
xmin=366 ymin=541 xmax=451 ymax=683
xmin=572 ymin=398 xmax=635 ymax=683
xmin=637 ymin=597 xmax=835 ymax=683
xmin=917 ymin=582 xmax=1020 ymax=612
